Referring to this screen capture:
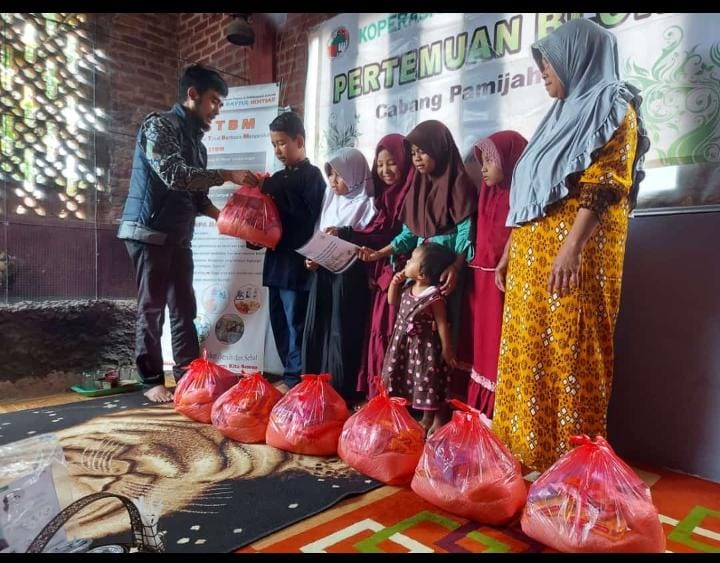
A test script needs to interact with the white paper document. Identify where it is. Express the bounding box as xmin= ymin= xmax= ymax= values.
xmin=295 ymin=231 xmax=360 ymax=274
